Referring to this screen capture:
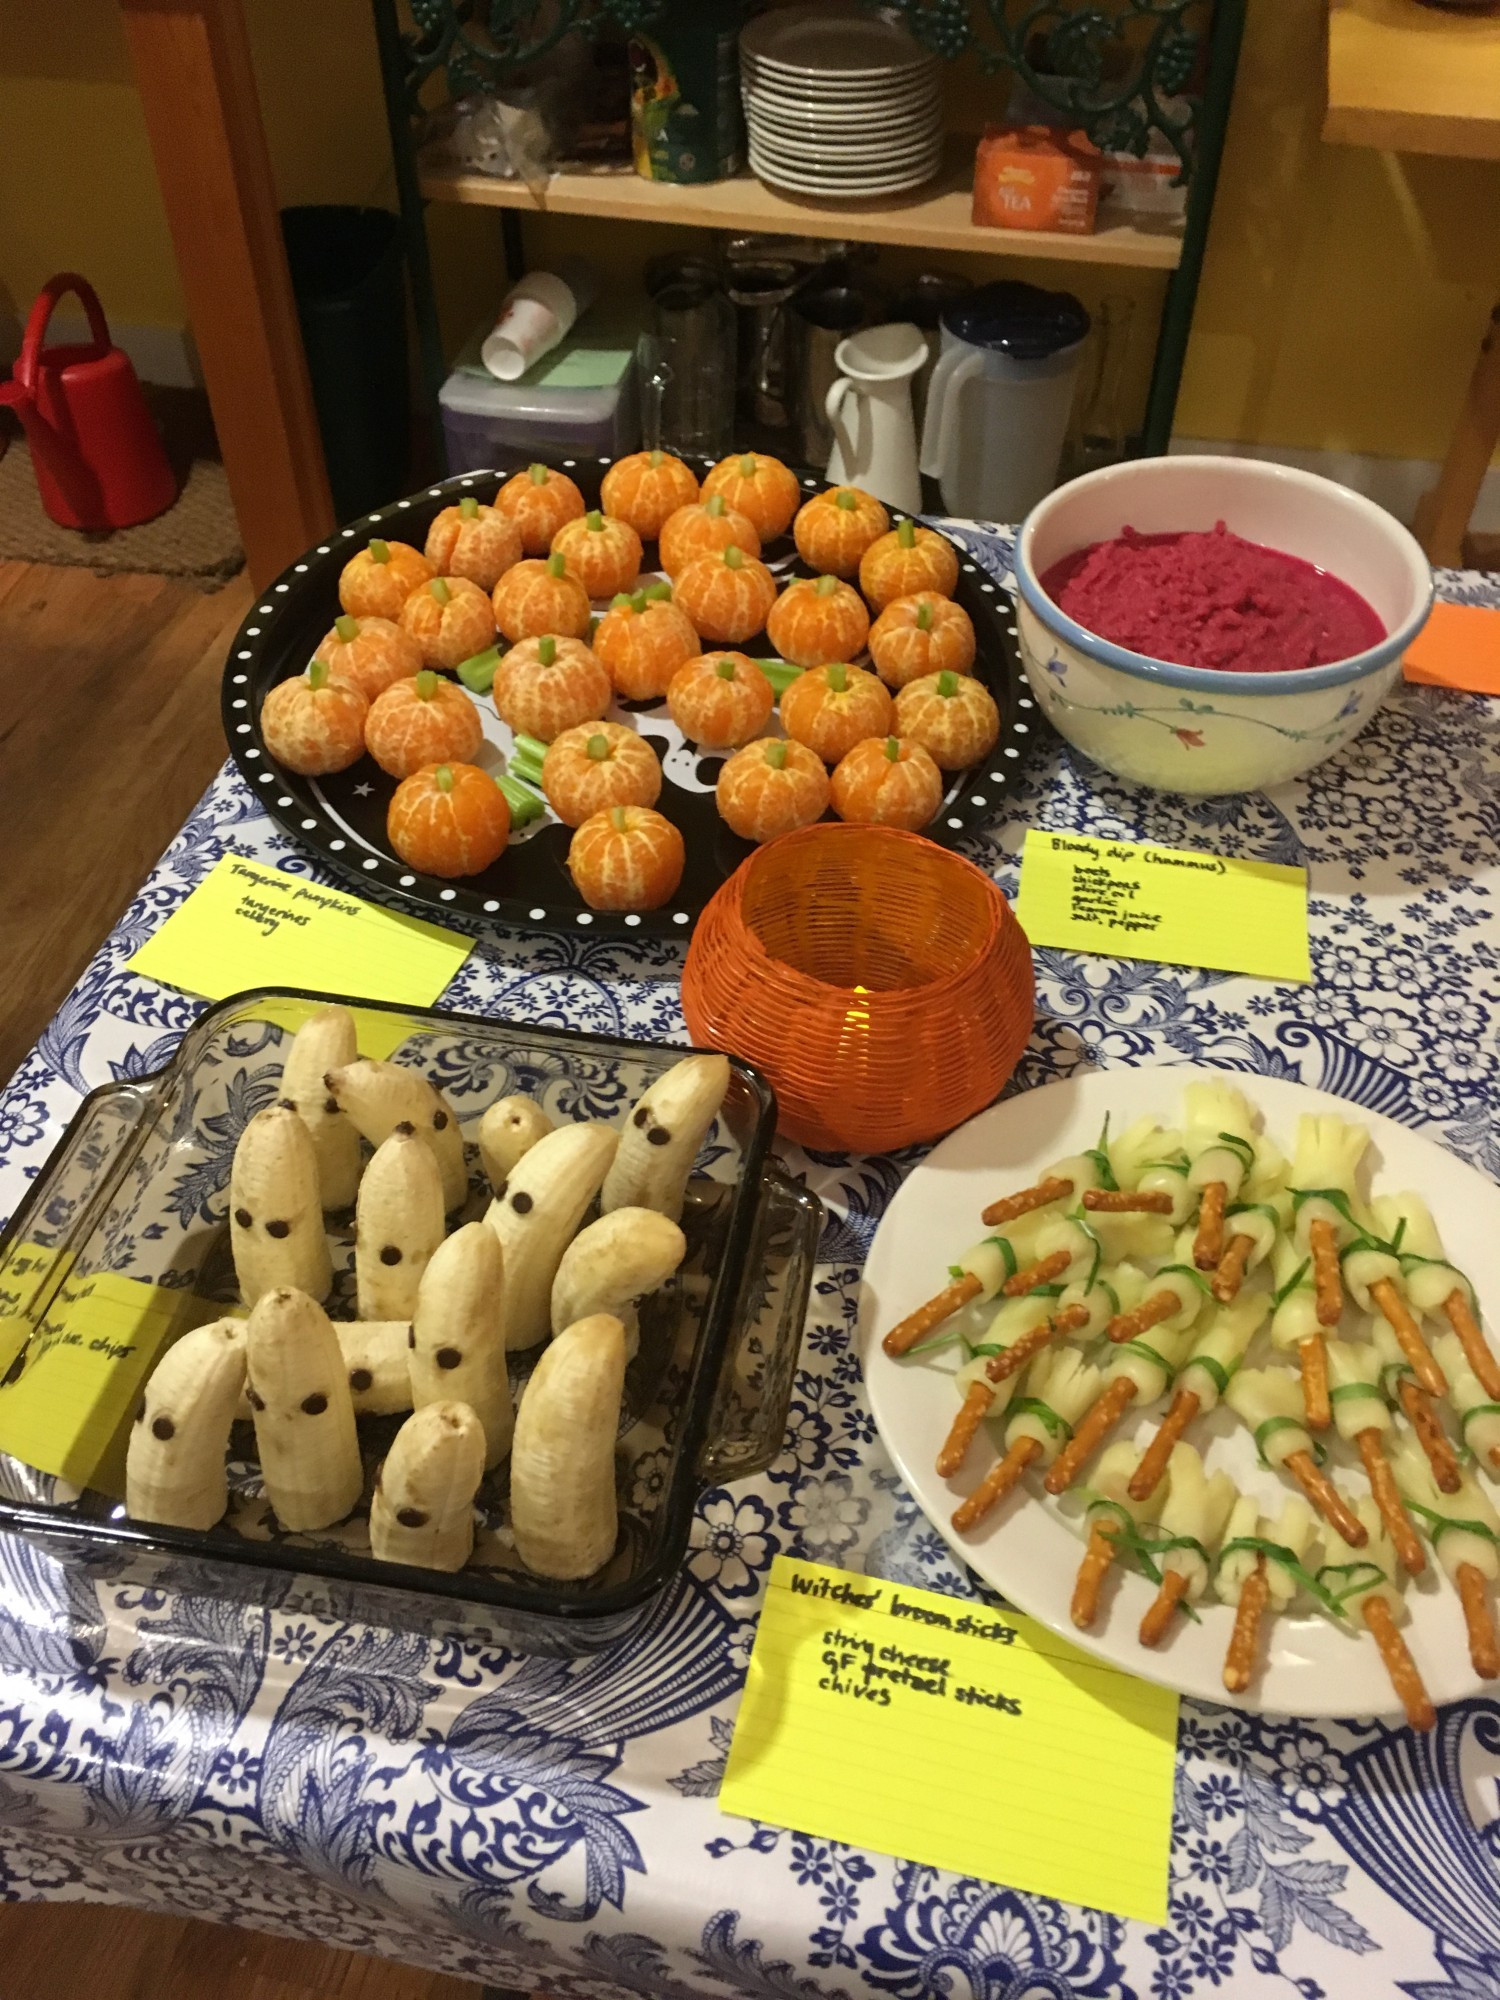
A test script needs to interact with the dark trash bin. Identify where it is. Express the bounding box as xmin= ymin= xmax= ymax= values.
xmin=281 ymin=205 xmax=411 ymax=525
